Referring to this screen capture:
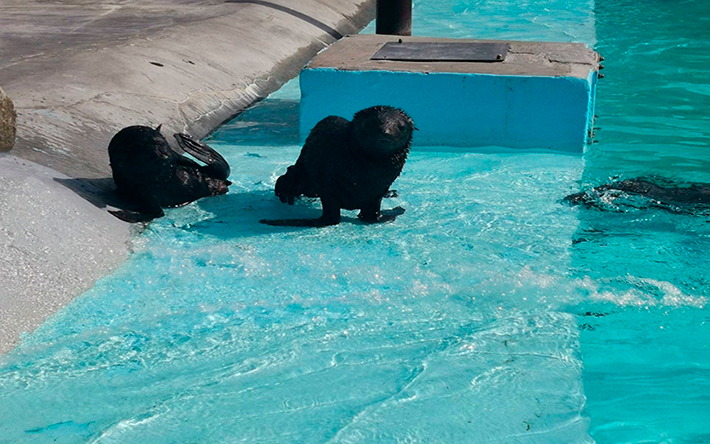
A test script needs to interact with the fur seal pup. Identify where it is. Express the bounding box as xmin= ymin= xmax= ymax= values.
xmin=564 ymin=177 xmax=710 ymax=212
xmin=260 ymin=105 xmax=414 ymax=227
xmin=108 ymin=125 xmax=231 ymax=222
